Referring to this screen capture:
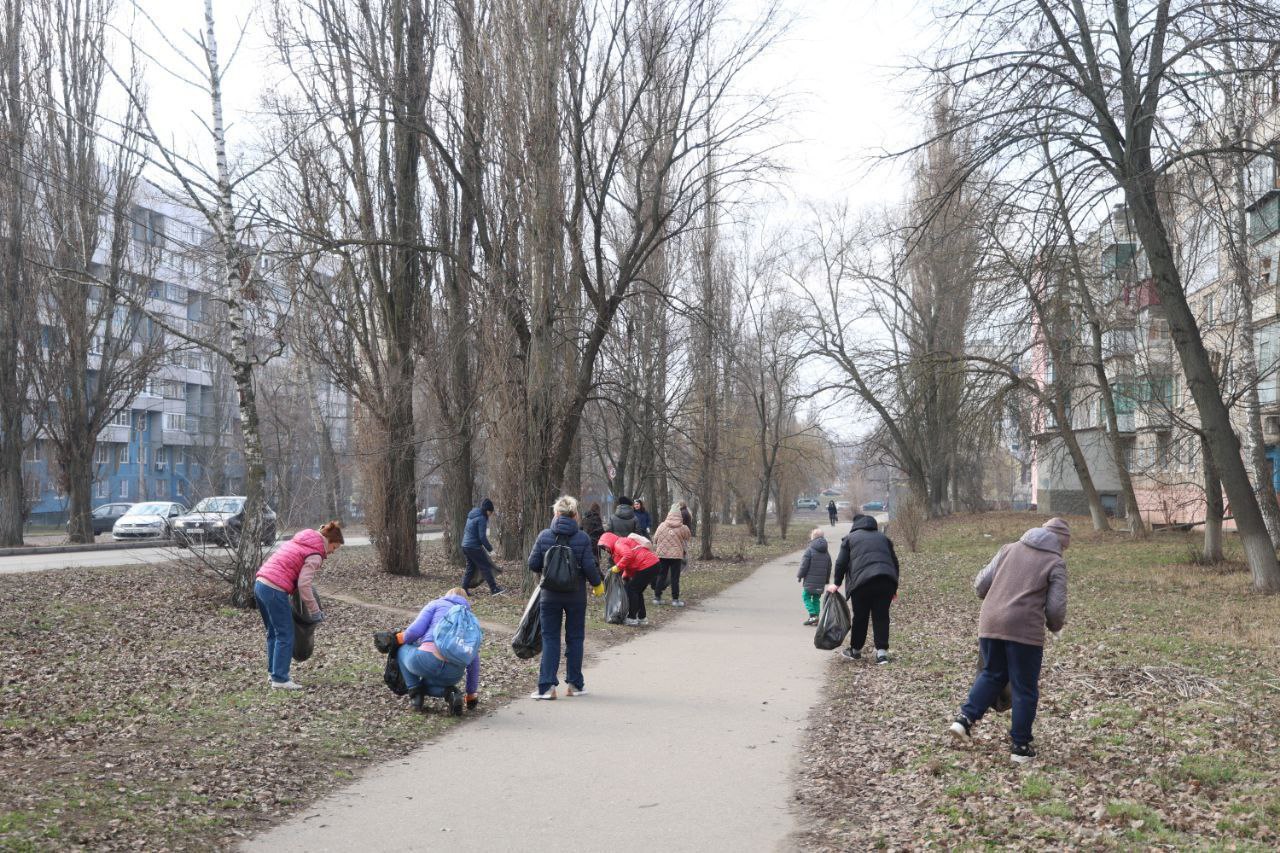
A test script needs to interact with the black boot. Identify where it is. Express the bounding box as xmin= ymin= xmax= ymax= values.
xmin=444 ymin=686 xmax=464 ymax=717
xmin=410 ymin=685 xmax=425 ymax=713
